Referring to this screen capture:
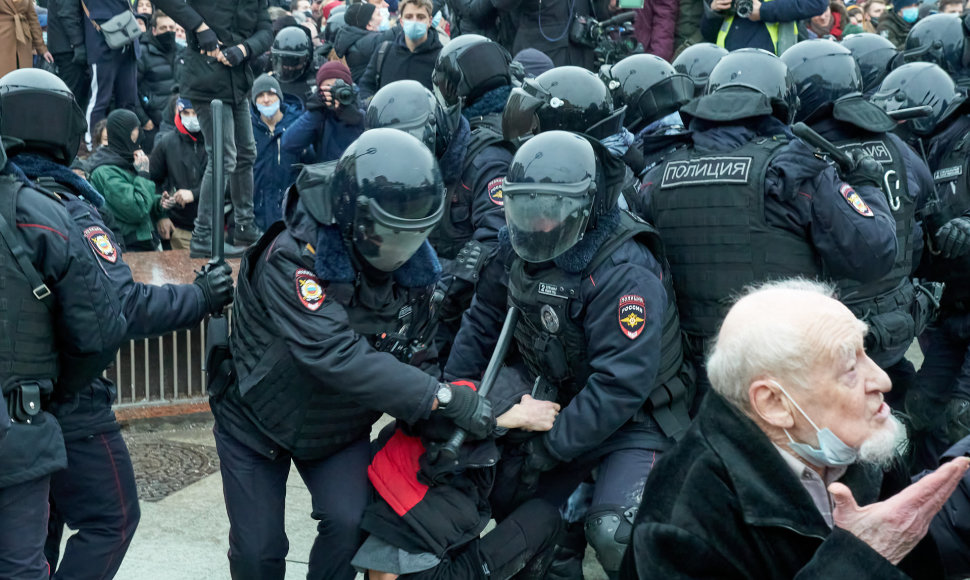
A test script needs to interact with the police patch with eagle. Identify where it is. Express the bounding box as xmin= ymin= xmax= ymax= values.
xmin=84 ymin=226 xmax=118 ymax=263
xmin=295 ymin=269 xmax=325 ymax=311
xmin=618 ymin=294 xmax=646 ymax=340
